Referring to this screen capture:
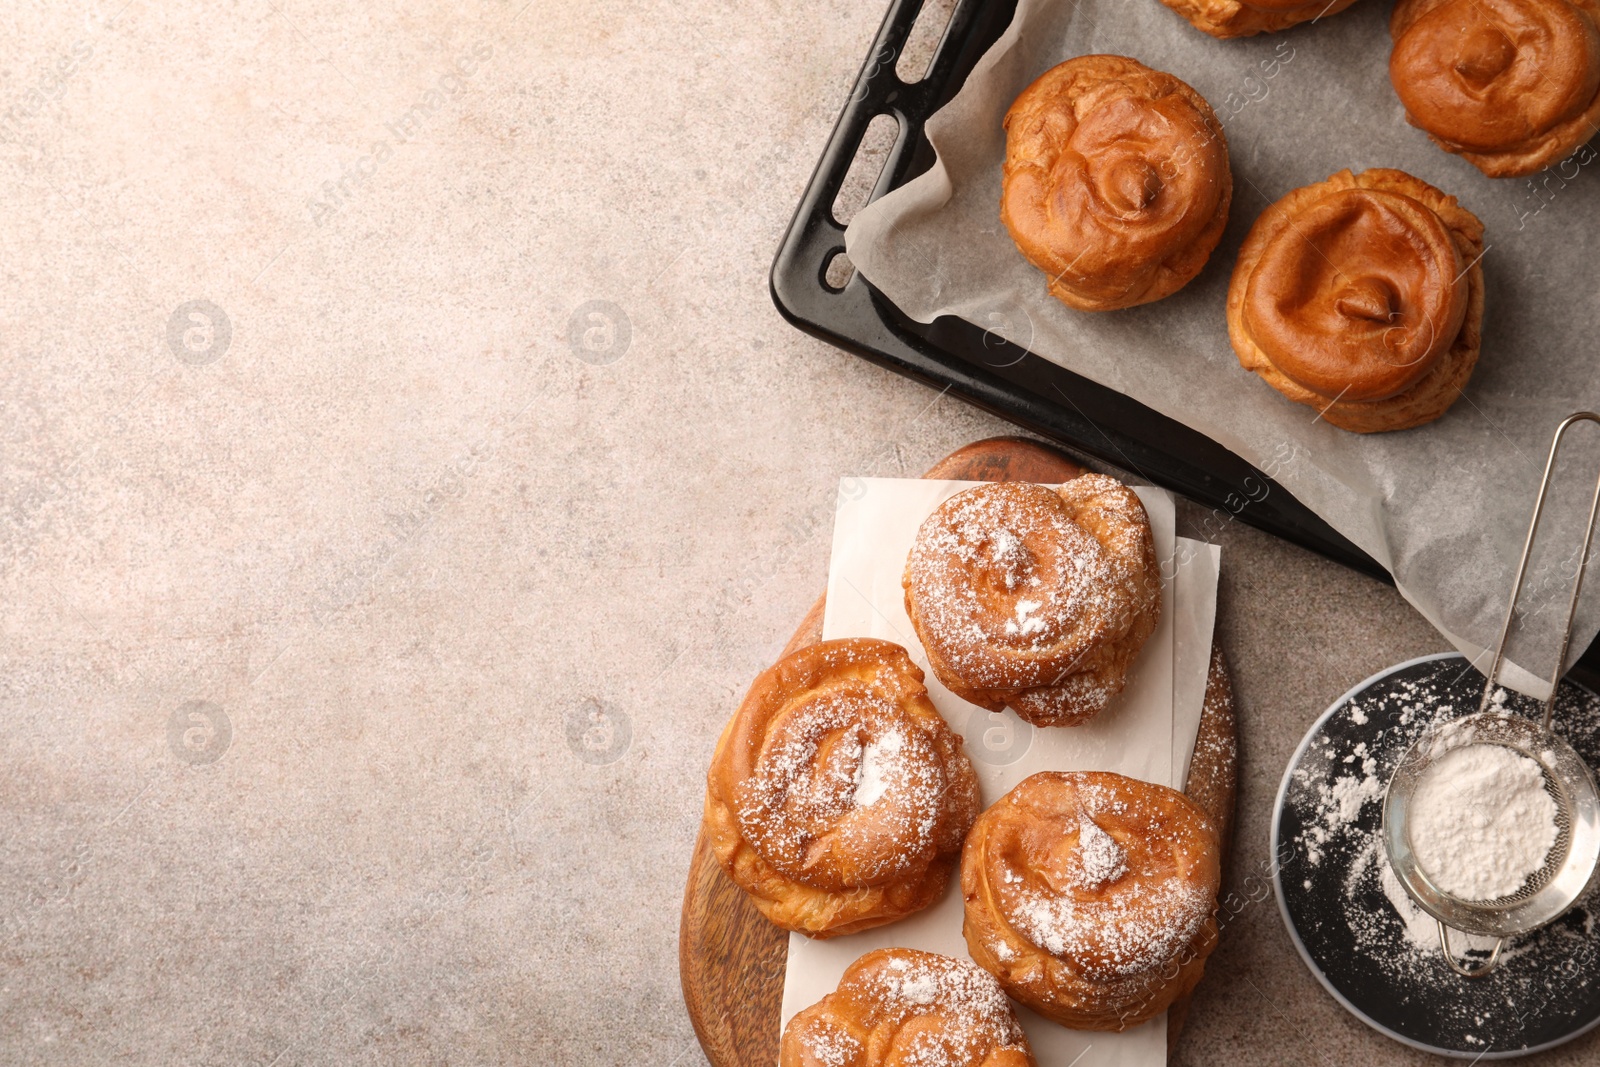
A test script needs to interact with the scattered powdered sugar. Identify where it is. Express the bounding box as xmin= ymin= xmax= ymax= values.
xmin=1377 ymin=843 xmax=1439 ymax=951
xmin=797 ymin=1020 xmax=860 ymax=1067
xmin=1074 ymin=816 xmax=1128 ymax=888
xmin=1343 ymin=834 xmax=1510 ymax=961
xmin=852 ymin=728 xmax=906 ymax=809
xmin=1000 ymin=781 xmax=1212 ymax=979
xmin=1410 ymin=743 xmax=1558 ymax=901
xmin=1298 ymin=756 xmax=1383 ymax=866
xmin=736 ymin=689 xmax=948 ymax=883
xmin=896 ymin=970 xmax=939 ymax=1006
xmin=1282 ymin=659 xmax=1600 ymax=1047
xmin=1011 ymin=875 xmax=1211 ymax=977
xmin=904 ymin=481 xmax=1123 ymax=685
xmin=1285 ymin=665 xmax=1494 ymax=877
xmin=1331 ymin=773 xmax=1384 ymax=825
xmin=1003 ymin=598 xmax=1047 ymax=637
xmin=875 ymin=954 xmax=1019 ymax=1023
xmin=991 ymin=527 xmax=1026 ymax=590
